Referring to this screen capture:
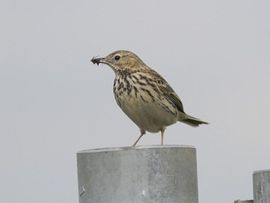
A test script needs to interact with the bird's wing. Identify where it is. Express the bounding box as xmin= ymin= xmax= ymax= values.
xmin=149 ymin=69 xmax=185 ymax=113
